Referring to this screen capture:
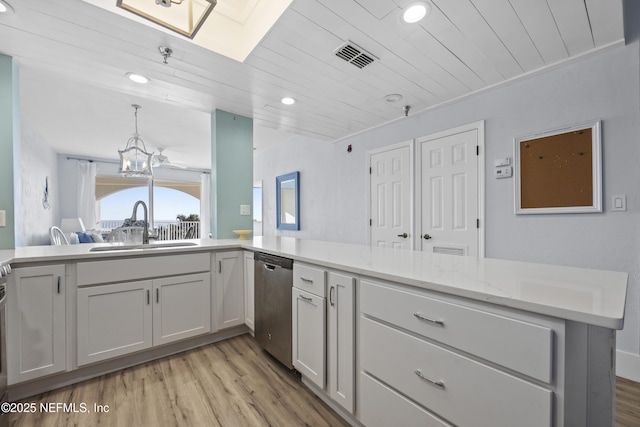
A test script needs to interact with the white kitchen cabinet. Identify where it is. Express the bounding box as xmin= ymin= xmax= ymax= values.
xmin=292 ymin=286 xmax=326 ymax=388
xmin=214 ymin=251 xmax=245 ymax=329
xmin=327 ymin=271 xmax=355 ymax=413
xmin=243 ymin=251 xmax=255 ymax=331
xmin=77 ymin=272 xmax=211 ymax=366
xmin=358 ymin=277 xmax=563 ymax=427
xmin=77 ymin=280 xmax=153 ymax=366
xmin=360 ymin=373 xmax=453 ymax=427
xmin=292 ymin=263 xmax=327 ymax=388
xmin=292 ymin=264 xmax=356 ymax=414
xmin=8 ymin=265 xmax=66 ymax=384
xmin=361 ymin=316 xmax=552 ymax=427
xmin=360 ymin=279 xmax=554 ymax=383
xmin=153 ymin=272 xmax=211 ymax=346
